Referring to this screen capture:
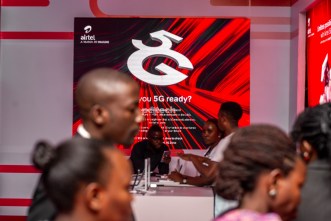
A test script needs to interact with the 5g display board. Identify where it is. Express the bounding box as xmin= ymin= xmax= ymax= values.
xmin=73 ymin=17 xmax=250 ymax=152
